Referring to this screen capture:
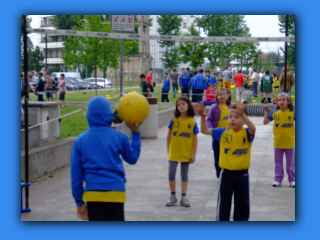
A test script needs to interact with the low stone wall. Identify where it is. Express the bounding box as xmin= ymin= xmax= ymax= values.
xmin=21 ymin=137 xmax=76 ymax=181
xmin=21 ymin=127 xmax=40 ymax=151
xmin=158 ymin=107 xmax=175 ymax=127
